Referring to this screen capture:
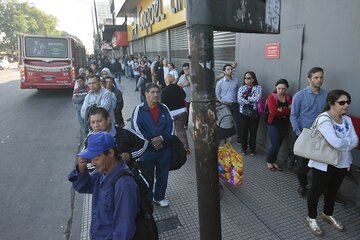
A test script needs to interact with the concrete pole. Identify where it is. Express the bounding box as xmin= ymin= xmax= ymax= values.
xmin=188 ymin=24 xmax=222 ymax=240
